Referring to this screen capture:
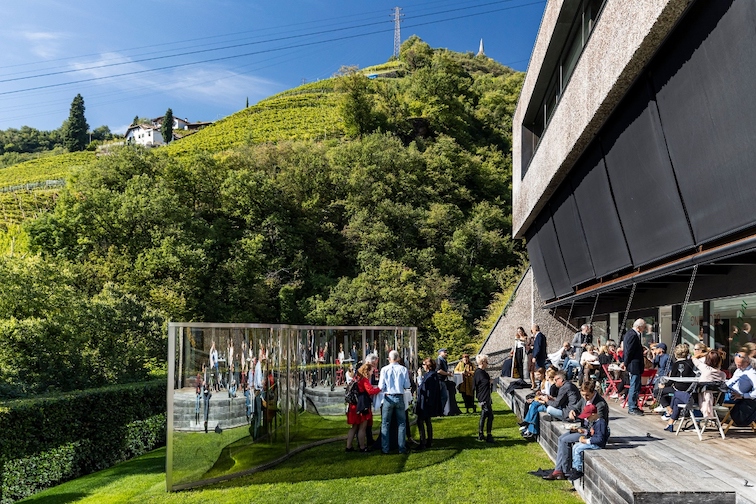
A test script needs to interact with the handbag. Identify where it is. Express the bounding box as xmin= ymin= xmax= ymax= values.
xmin=356 ymin=391 xmax=372 ymax=415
